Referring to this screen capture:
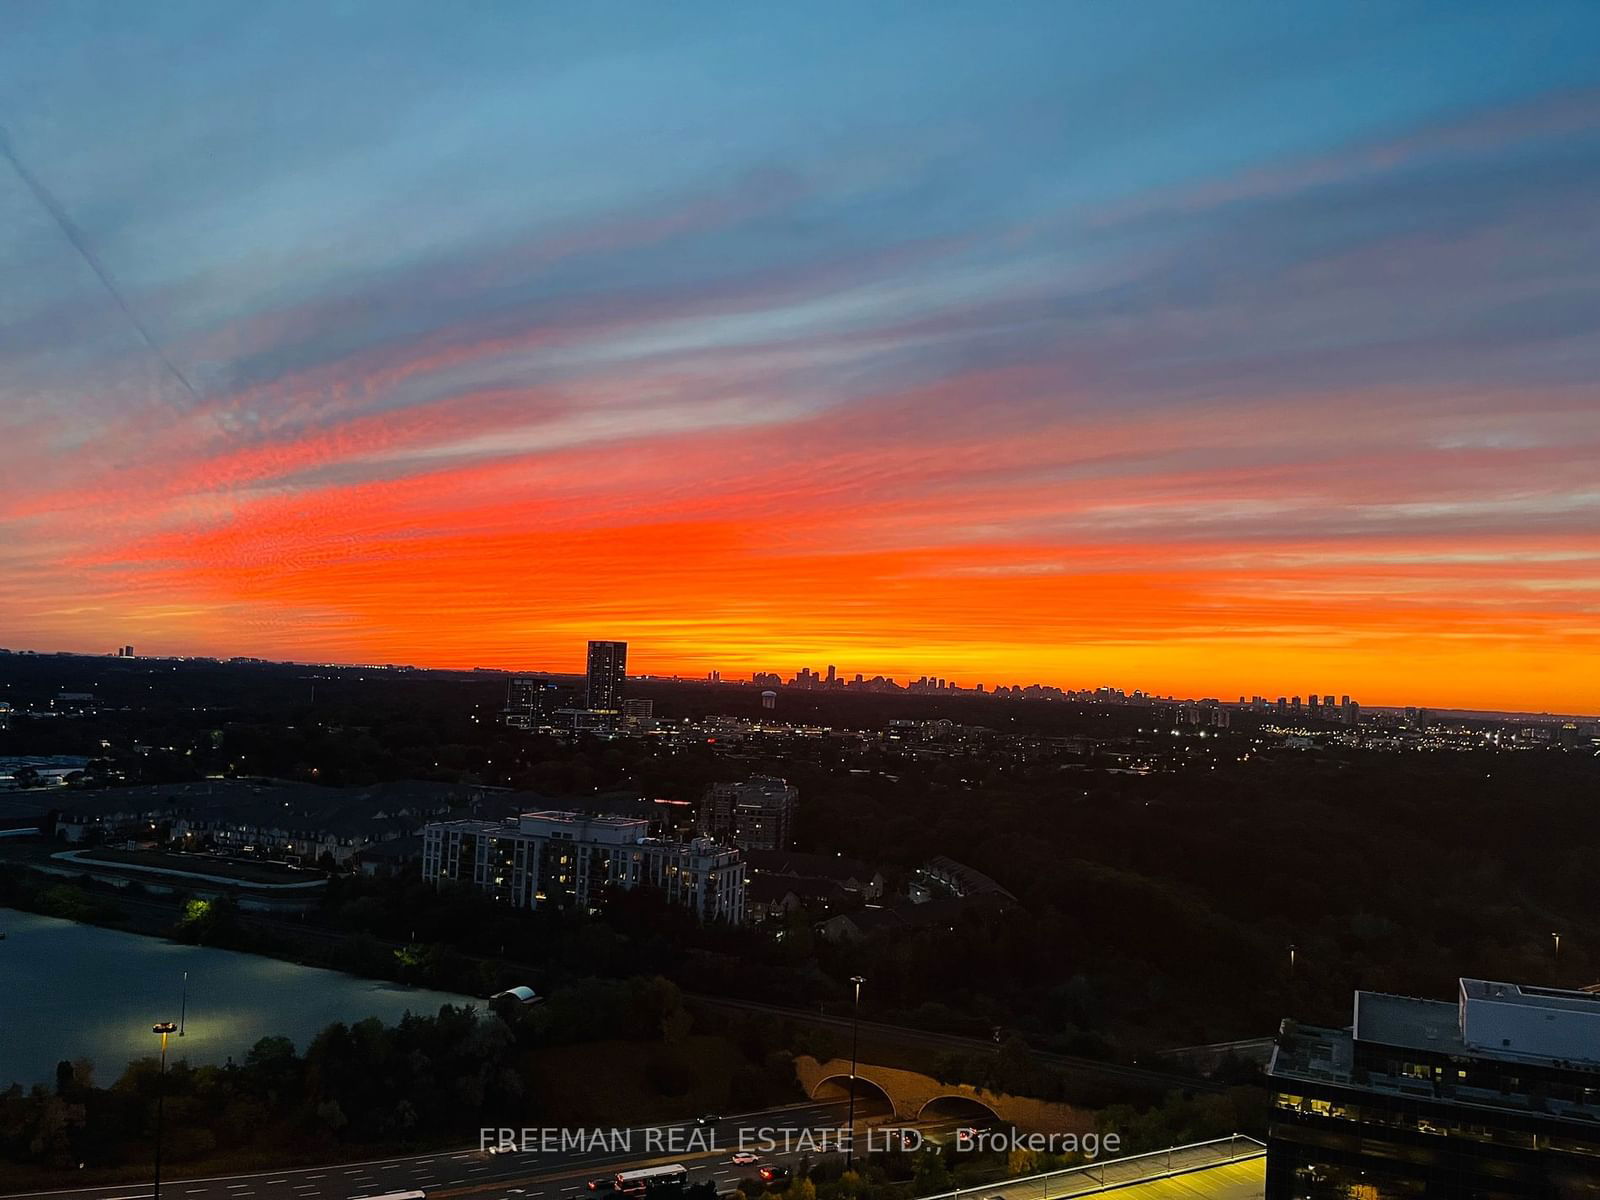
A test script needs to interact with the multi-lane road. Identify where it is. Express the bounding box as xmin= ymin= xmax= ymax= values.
xmin=1 ymin=1102 xmax=855 ymax=1200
